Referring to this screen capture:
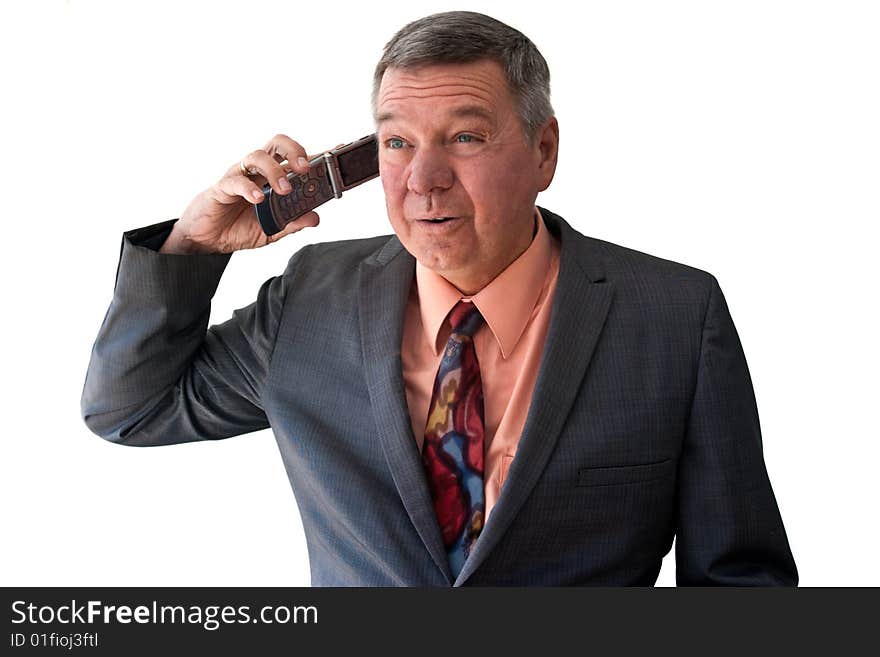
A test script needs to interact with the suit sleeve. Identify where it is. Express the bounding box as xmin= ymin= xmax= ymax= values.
xmin=675 ymin=275 xmax=799 ymax=585
xmin=80 ymin=219 xmax=298 ymax=446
